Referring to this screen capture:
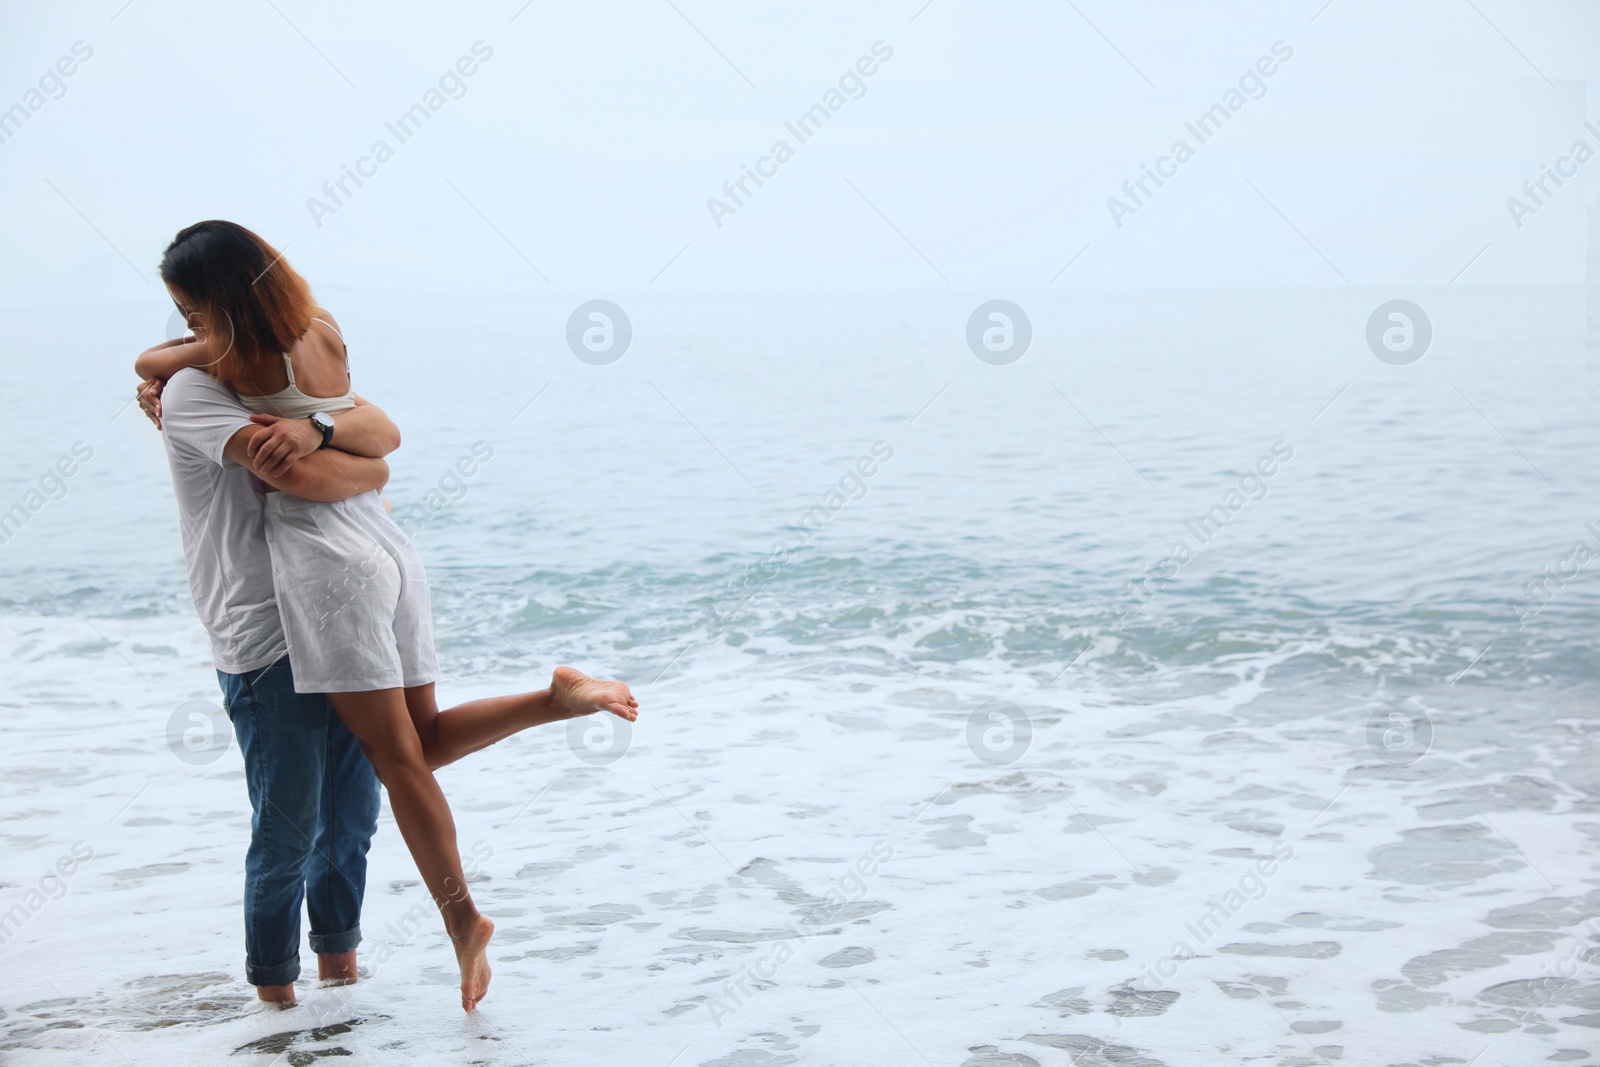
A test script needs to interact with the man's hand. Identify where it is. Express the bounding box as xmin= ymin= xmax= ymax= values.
xmin=136 ymin=379 xmax=164 ymax=429
xmin=224 ymin=423 xmax=389 ymax=502
xmin=246 ymin=413 xmax=321 ymax=479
